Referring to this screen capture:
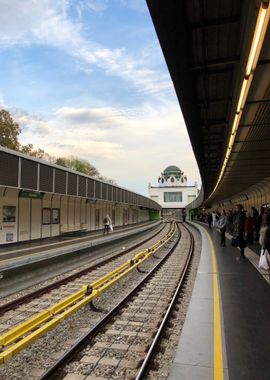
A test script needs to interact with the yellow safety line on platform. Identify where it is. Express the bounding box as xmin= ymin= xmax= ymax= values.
xmin=0 ymin=223 xmax=177 ymax=364
xmin=205 ymin=230 xmax=224 ymax=380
